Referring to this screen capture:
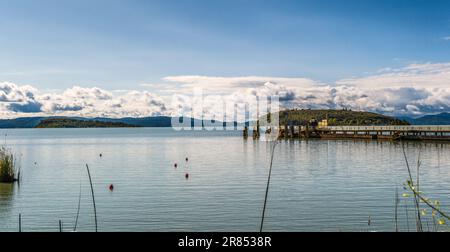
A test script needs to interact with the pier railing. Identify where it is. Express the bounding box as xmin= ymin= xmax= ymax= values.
xmin=323 ymin=125 xmax=450 ymax=132
xmin=246 ymin=124 xmax=450 ymax=141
